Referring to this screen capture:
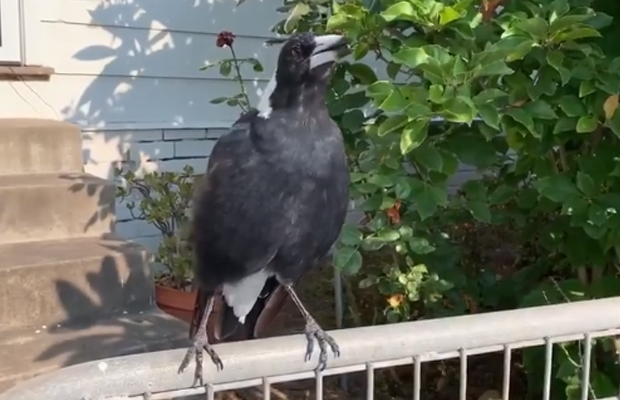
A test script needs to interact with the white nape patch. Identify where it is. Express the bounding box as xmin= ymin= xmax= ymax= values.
xmin=222 ymin=269 xmax=273 ymax=324
xmin=257 ymin=72 xmax=277 ymax=119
